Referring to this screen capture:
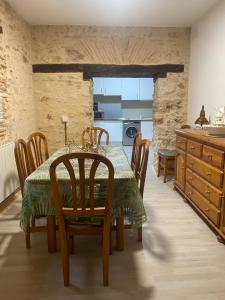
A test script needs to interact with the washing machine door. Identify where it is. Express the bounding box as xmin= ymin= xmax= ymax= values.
xmin=126 ymin=126 xmax=138 ymax=138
